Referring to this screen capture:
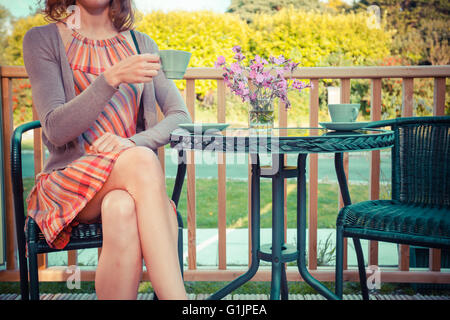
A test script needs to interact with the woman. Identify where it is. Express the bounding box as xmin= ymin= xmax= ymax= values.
xmin=23 ymin=0 xmax=191 ymax=300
